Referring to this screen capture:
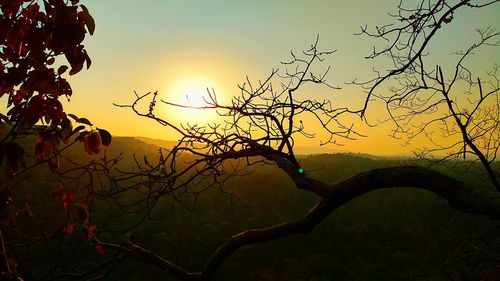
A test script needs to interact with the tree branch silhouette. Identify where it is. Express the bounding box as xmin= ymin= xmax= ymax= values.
xmin=104 ymin=3 xmax=500 ymax=276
